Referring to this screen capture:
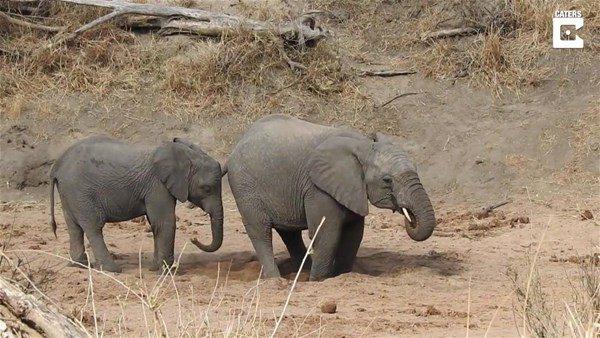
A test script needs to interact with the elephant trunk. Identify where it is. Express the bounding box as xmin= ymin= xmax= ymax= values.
xmin=396 ymin=176 xmax=436 ymax=242
xmin=191 ymin=197 xmax=224 ymax=252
